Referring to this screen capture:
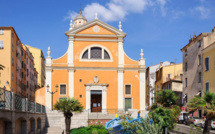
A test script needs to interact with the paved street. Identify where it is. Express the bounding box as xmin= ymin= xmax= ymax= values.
xmin=174 ymin=124 xmax=215 ymax=134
